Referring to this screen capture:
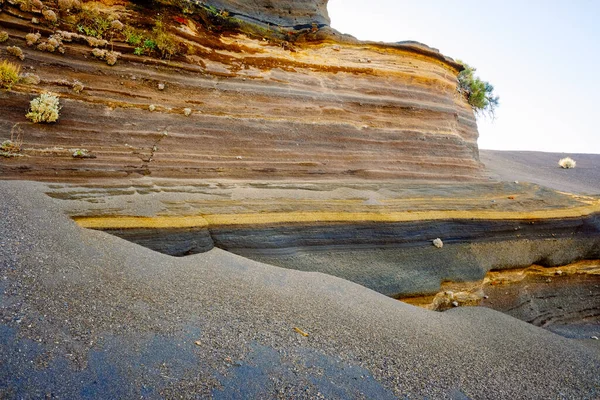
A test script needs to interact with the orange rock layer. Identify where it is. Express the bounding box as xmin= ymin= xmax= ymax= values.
xmin=0 ymin=2 xmax=482 ymax=181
